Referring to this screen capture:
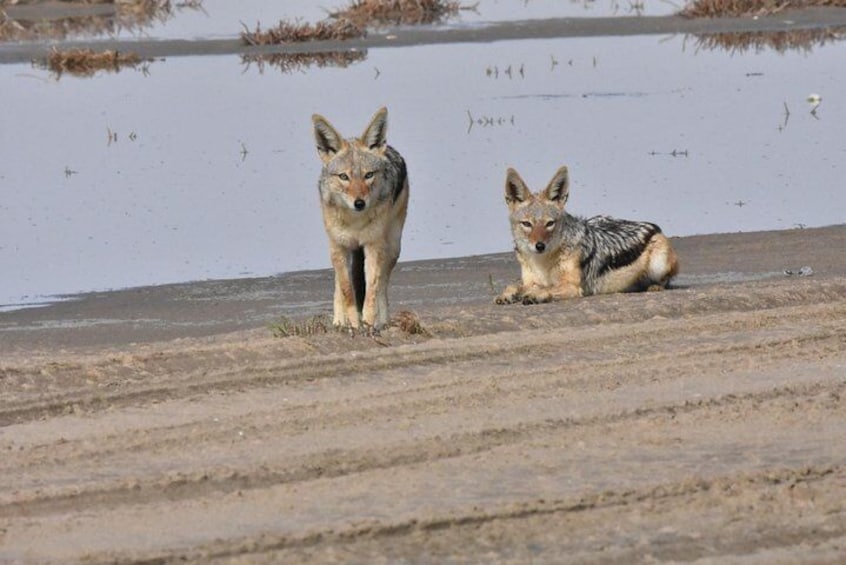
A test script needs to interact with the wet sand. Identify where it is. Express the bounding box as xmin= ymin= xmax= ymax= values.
xmin=1 ymin=224 xmax=845 ymax=562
